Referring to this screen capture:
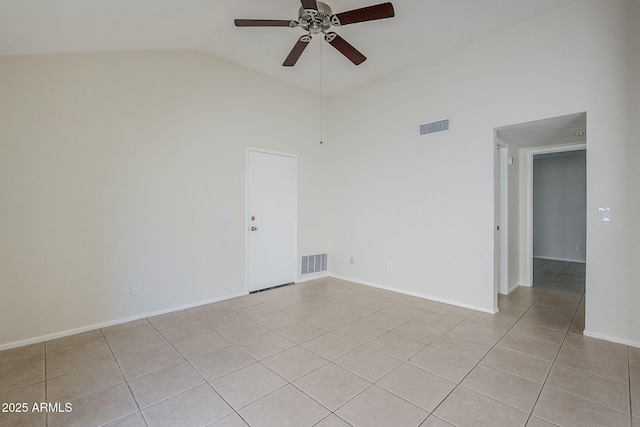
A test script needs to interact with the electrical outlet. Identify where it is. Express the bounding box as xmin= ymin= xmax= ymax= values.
xmin=131 ymin=282 xmax=140 ymax=295
xmin=349 ymin=257 xmax=354 ymax=265
xmin=386 ymin=263 xmax=394 ymax=273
